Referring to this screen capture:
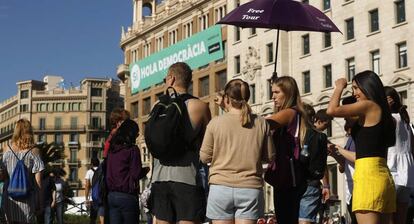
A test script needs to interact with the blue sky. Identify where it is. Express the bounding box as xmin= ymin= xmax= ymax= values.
xmin=0 ymin=0 xmax=133 ymax=101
